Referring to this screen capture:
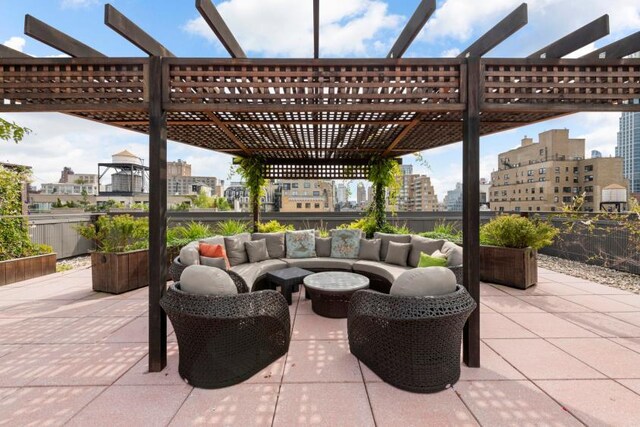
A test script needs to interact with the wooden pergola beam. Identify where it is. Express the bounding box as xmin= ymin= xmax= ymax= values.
xmin=0 ymin=44 xmax=30 ymax=58
xmin=204 ymin=112 xmax=251 ymax=155
xmin=458 ymin=3 xmax=527 ymax=58
xmin=313 ymin=0 xmax=320 ymax=59
xmin=382 ymin=118 xmax=420 ymax=156
xmin=24 ymin=15 xmax=106 ymax=58
xmin=582 ymin=30 xmax=640 ymax=59
xmin=387 ymin=0 xmax=435 ymax=59
xmin=196 ymin=0 xmax=246 ymax=58
xmin=105 ymin=4 xmax=174 ymax=57
xmin=528 ymin=15 xmax=609 ymax=59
